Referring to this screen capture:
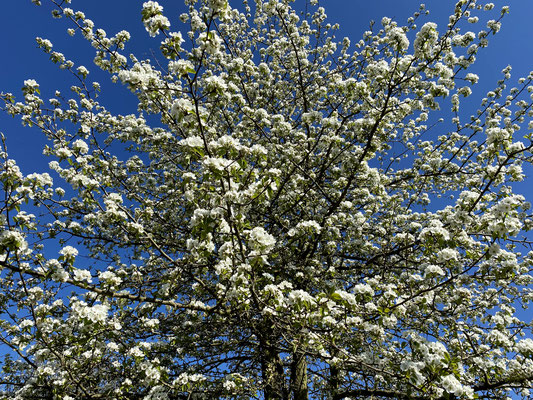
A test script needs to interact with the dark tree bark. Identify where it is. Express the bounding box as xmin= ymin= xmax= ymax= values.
xmin=289 ymin=350 xmax=308 ymax=400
